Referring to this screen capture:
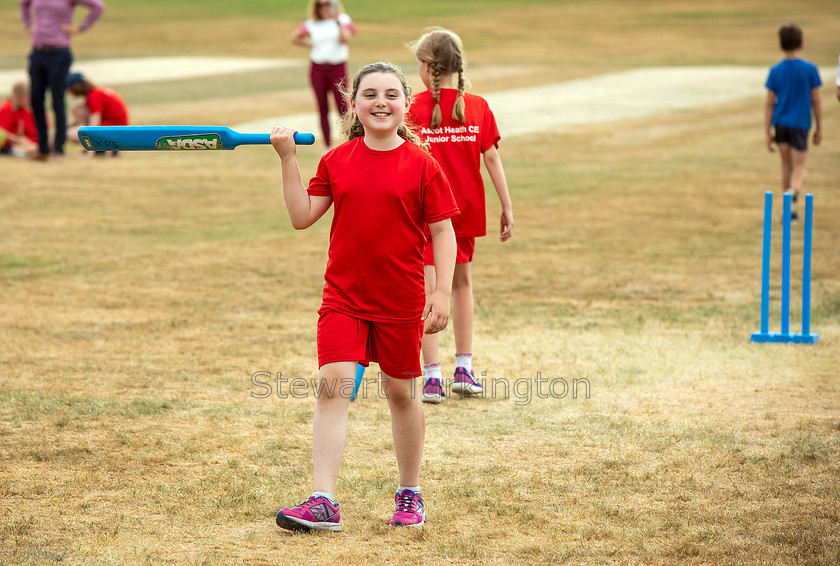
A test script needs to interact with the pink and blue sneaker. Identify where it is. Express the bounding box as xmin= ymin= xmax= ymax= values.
xmin=276 ymin=495 xmax=341 ymax=532
xmin=390 ymin=489 xmax=426 ymax=527
xmin=451 ymin=367 xmax=483 ymax=396
xmin=421 ymin=377 xmax=445 ymax=404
